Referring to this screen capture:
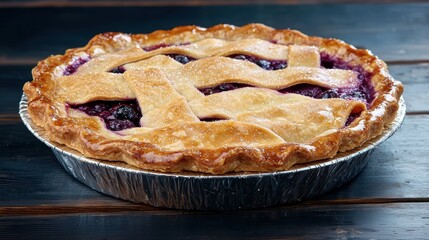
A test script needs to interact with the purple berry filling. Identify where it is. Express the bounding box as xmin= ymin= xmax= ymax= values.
xmin=110 ymin=65 xmax=126 ymax=74
xmin=279 ymin=84 xmax=368 ymax=103
xmin=320 ymin=52 xmax=375 ymax=105
xmin=199 ymin=117 xmax=228 ymax=122
xmin=143 ymin=44 xmax=171 ymax=51
xmin=143 ymin=43 xmax=191 ymax=52
xmin=63 ymin=57 xmax=91 ymax=76
xmin=167 ymin=54 xmax=196 ymax=64
xmin=345 ymin=112 xmax=361 ymax=127
xmin=279 ymin=84 xmax=326 ymax=98
xmin=228 ymin=54 xmax=287 ymax=70
xmin=70 ymin=100 xmax=142 ymax=131
xmin=199 ymin=83 xmax=251 ymax=96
